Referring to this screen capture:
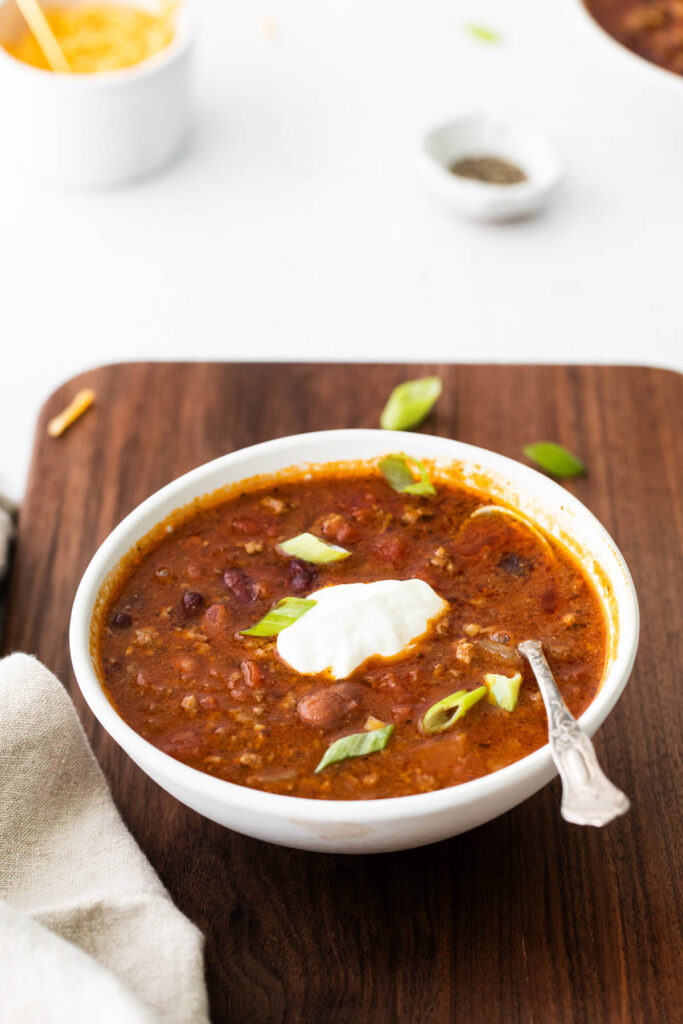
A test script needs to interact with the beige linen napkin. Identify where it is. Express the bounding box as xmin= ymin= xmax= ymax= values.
xmin=0 ymin=653 xmax=210 ymax=1024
